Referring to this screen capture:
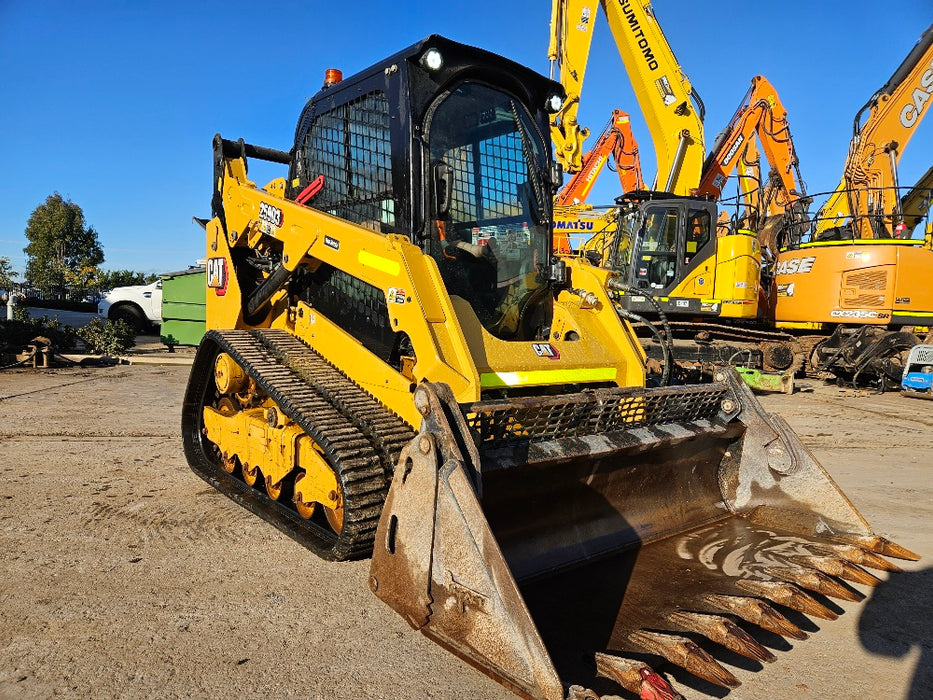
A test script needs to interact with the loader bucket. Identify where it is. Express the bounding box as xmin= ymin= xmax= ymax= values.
xmin=369 ymin=371 xmax=918 ymax=699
